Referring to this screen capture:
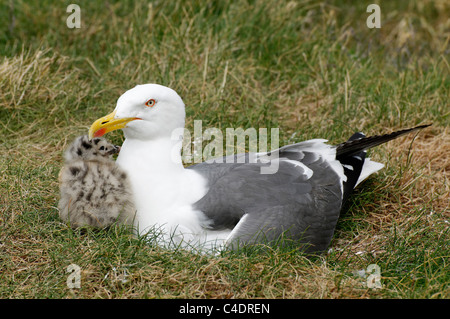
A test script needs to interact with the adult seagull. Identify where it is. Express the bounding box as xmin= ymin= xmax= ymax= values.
xmin=89 ymin=84 xmax=429 ymax=253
